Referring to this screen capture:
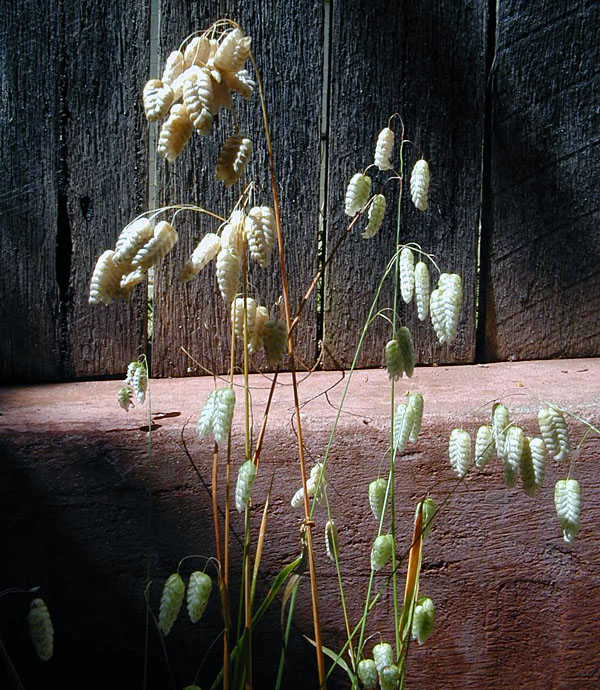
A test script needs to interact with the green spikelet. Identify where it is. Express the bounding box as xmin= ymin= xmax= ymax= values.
xmin=396 ymin=326 xmax=415 ymax=377
xmin=325 ymin=519 xmax=339 ymax=561
xmin=372 ymin=641 xmax=393 ymax=672
xmin=399 ymin=246 xmax=415 ymax=303
xmin=548 ymin=405 xmax=570 ymax=462
xmin=554 ymin=479 xmax=581 ymax=544
xmin=370 ymin=534 xmax=394 ymax=570
xmin=412 ymin=595 xmax=435 ymax=644
xmin=449 ymin=428 xmax=471 ymax=478
xmin=212 ymin=388 xmax=235 ymax=445
xmin=118 ymin=385 xmax=134 ymax=412
xmin=369 ymin=478 xmax=387 ymax=521
xmin=492 ymin=403 xmax=510 ymax=460
xmin=235 ymin=460 xmax=257 ymax=513
xmin=529 ymin=437 xmax=546 ymax=489
xmin=416 ymin=496 xmax=435 ymax=540
xmin=475 ymin=424 xmax=495 ymax=469
xmin=520 ymin=436 xmax=537 ymax=498
xmin=357 ymin=658 xmax=378 ymax=689
xmin=504 ymin=425 xmax=524 ymax=488
xmin=362 ymin=194 xmax=386 ymax=239
xmin=407 ymin=392 xmax=424 ymax=442
xmin=379 ymin=664 xmax=400 ymax=690
xmin=187 ymin=571 xmax=212 ymax=623
xmin=197 ymin=390 xmax=217 ymax=439
xmin=263 ymin=318 xmax=288 ymax=363
xmin=28 ymin=598 xmax=54 ymax=661
xmin=385 ymin=338 xmax=403 ymax=381
xmin=158 ymin=573 xmax=185 ymax=635
xmin=393 ymin=403 xmax=415 ymax=454
xmin=414 ymin=260 xmax=430 ymax=321
xmin=344 ymin=173 xmax=372 ymax=216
